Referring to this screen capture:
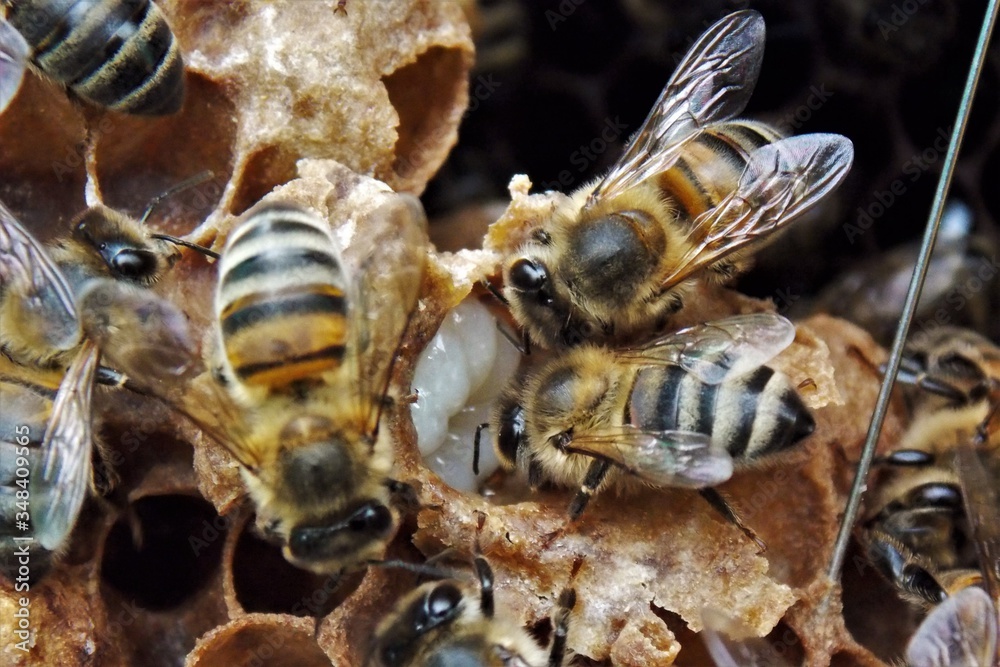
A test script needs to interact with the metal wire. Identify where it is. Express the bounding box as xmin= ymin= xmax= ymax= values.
xmin=826 ymin=0 xmax=1000 ymax=583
